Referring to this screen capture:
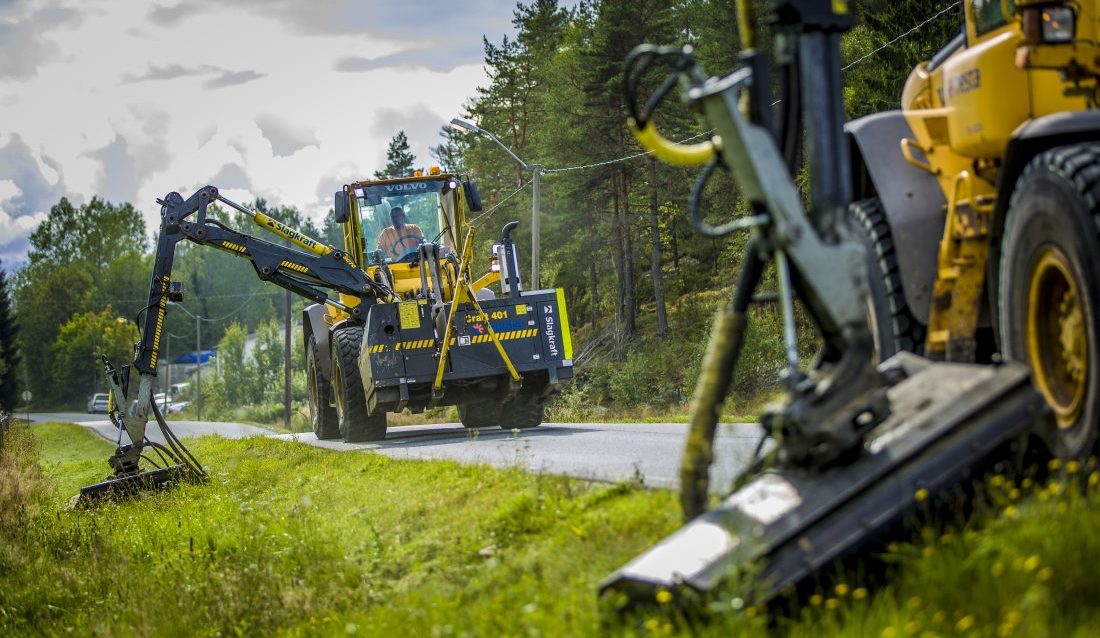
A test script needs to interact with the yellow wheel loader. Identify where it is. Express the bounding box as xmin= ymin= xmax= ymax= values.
xmin=850 ymin=0 xmax=1100 ymax=459
xmin=602 ymin=0 xmax=1094 ymax=614
xmin=78 ymin=170 xmax=573 ymax=502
